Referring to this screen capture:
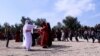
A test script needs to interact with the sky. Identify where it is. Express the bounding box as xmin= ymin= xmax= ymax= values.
xmin=0 ymin=0 xmax=100 ymax=27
